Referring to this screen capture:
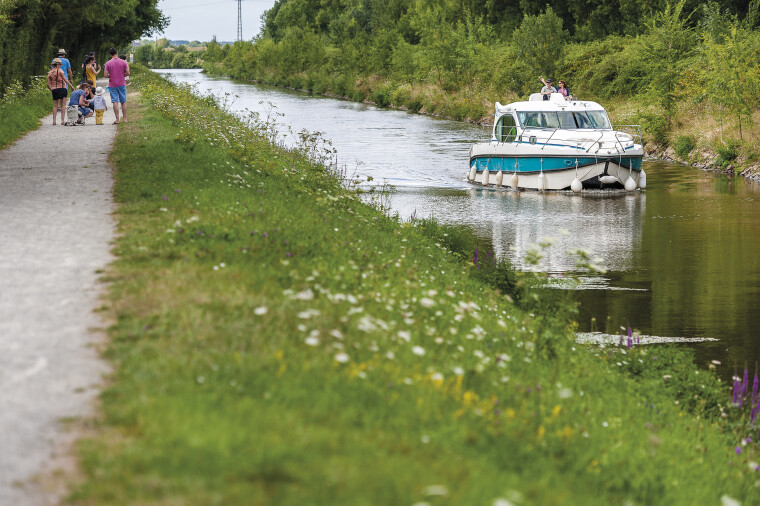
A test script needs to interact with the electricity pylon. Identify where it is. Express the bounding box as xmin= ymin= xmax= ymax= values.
xmin=237 ymin=0 xmax=243 ymax=42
